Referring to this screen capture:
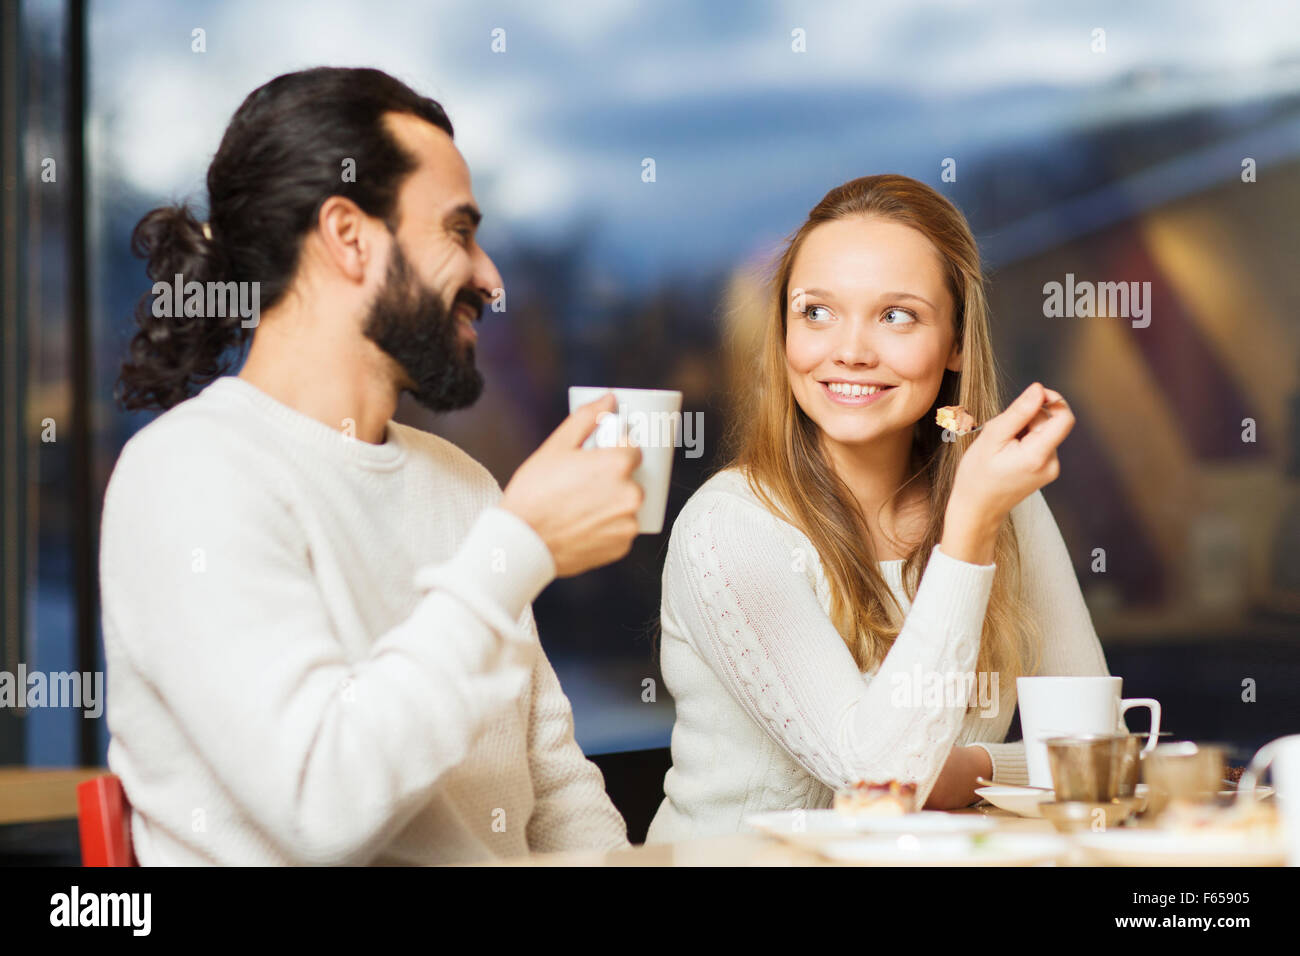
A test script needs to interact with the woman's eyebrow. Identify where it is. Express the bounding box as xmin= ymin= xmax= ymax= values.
xmin=883 ymin=291 xmax=936 ymax=310
xmin=800 ymin=286 xmax=936 ymax=310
